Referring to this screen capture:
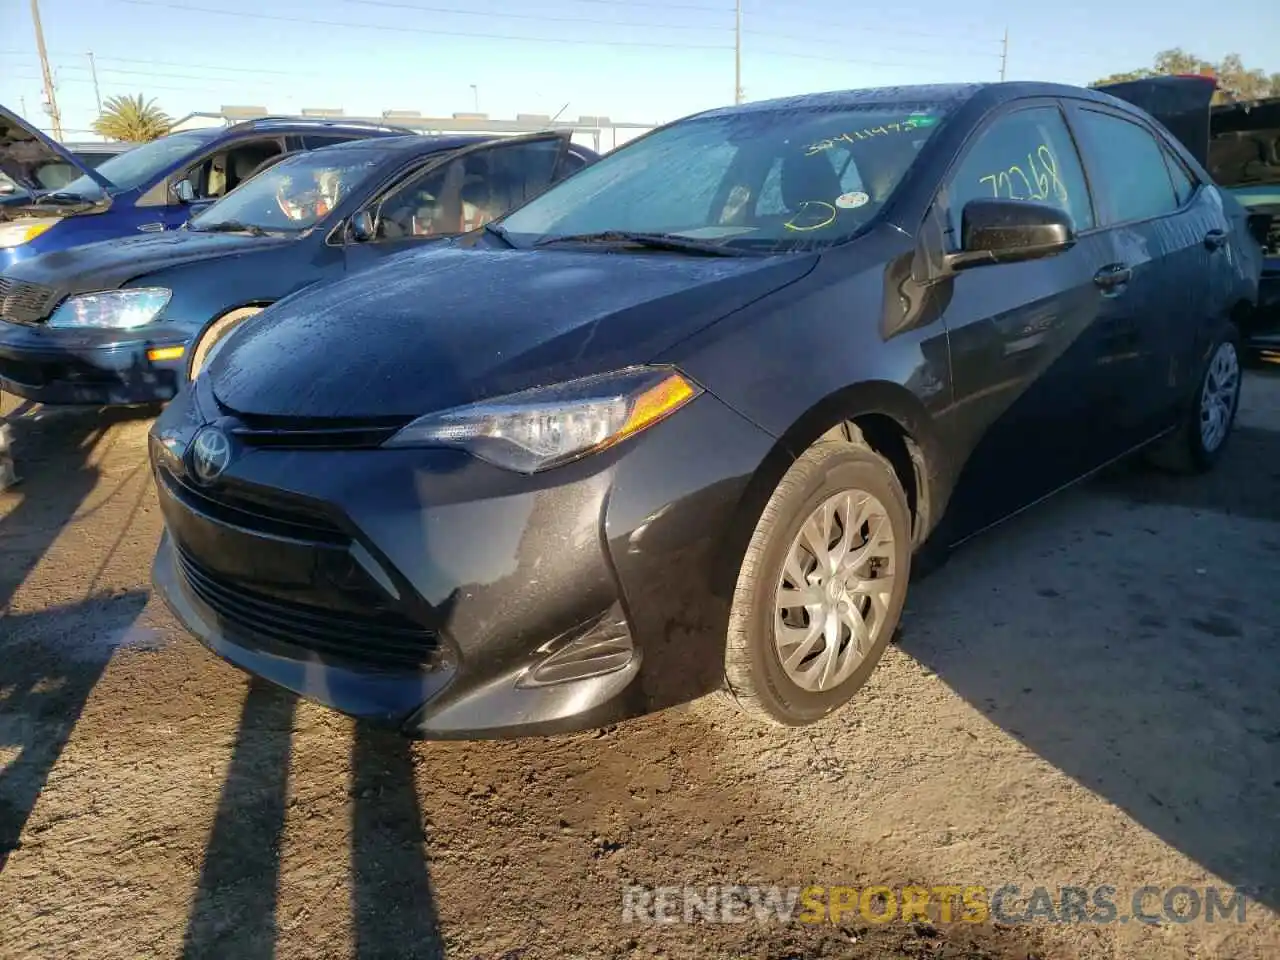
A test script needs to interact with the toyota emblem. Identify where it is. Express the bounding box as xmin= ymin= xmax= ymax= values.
xmin=189 ymin=426 xmax=232 ymax=484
